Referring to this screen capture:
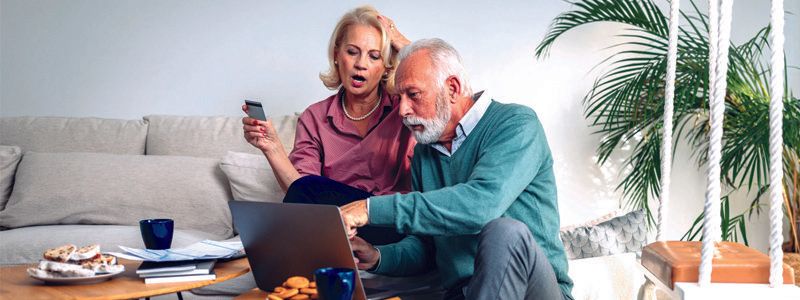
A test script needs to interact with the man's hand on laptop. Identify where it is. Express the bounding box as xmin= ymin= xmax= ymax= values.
xmin=350 ymin=236 xmax=379 ymax=270
xmin=340 ymin=200 xmax=369 ymax=239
